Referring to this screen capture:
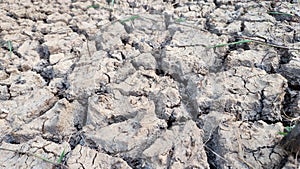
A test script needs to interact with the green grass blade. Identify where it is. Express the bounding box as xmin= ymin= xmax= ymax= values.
xmin=111 ymin=0 xmax=114 ymax=9
xmin=57 ymin=148 xmax=66 ymax=164
xmin=278 ymin=131 xmax=288 ymax=136
xmin=33 ymin=153 xmax=56 ymax=164
xmin=267 ymin=11 xmax=294 ymax=17
xmin=175 ymin=17 xmax=186 ymax=23
xmin=119 ymin=15 xmax=140 ymax=24
xmin=278 ymin=125 xmax=295 ymax=136
xmin=208 ymin=39 xmax=253 ymax=48
xmin=87 ymin=4 xmax=100 ymax=9
xmin=7 ymin=41 xmax=12 ymax=57
xmin=285 ymin=125 xmax=295 ymax=132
